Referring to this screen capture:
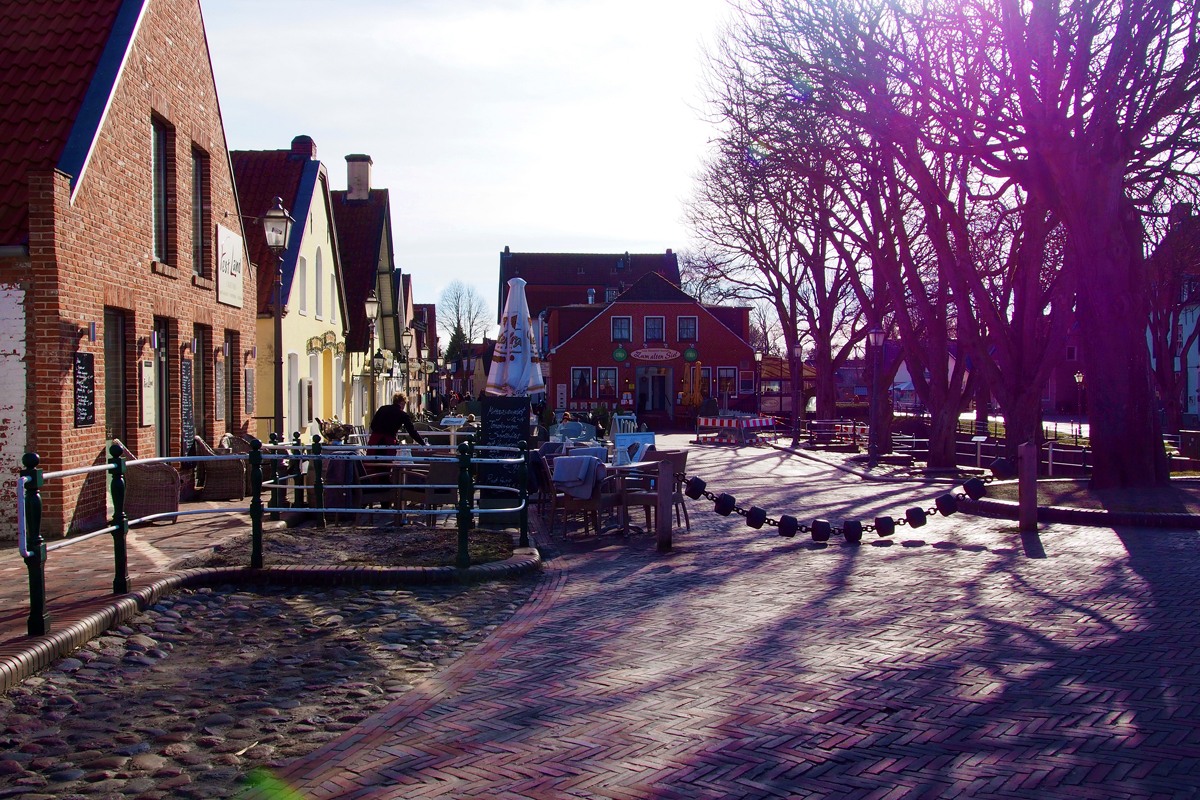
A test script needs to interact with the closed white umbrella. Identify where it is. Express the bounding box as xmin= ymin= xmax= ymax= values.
xmin=485 ymin=277 xmax=546 ymax=396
